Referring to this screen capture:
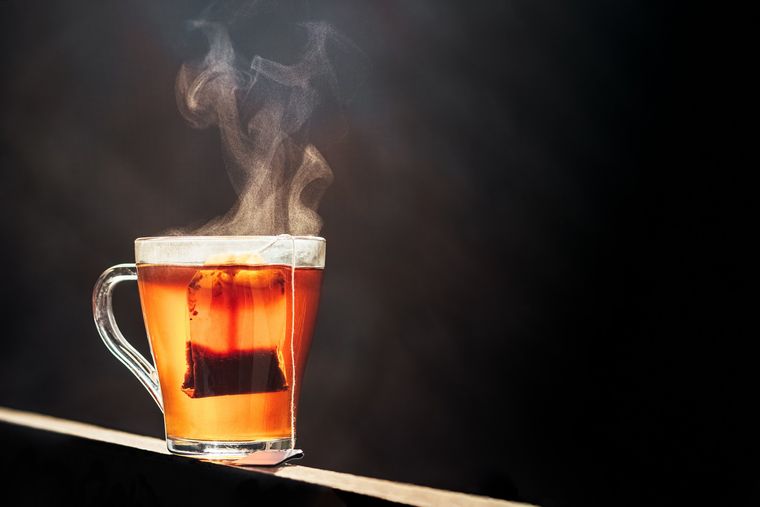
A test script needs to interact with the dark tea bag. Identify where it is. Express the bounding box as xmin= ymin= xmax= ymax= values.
xmin=182 ymin=343 xmax=287 ymax=398
xmin=182 ymin=266 xmax=289 ymax=399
